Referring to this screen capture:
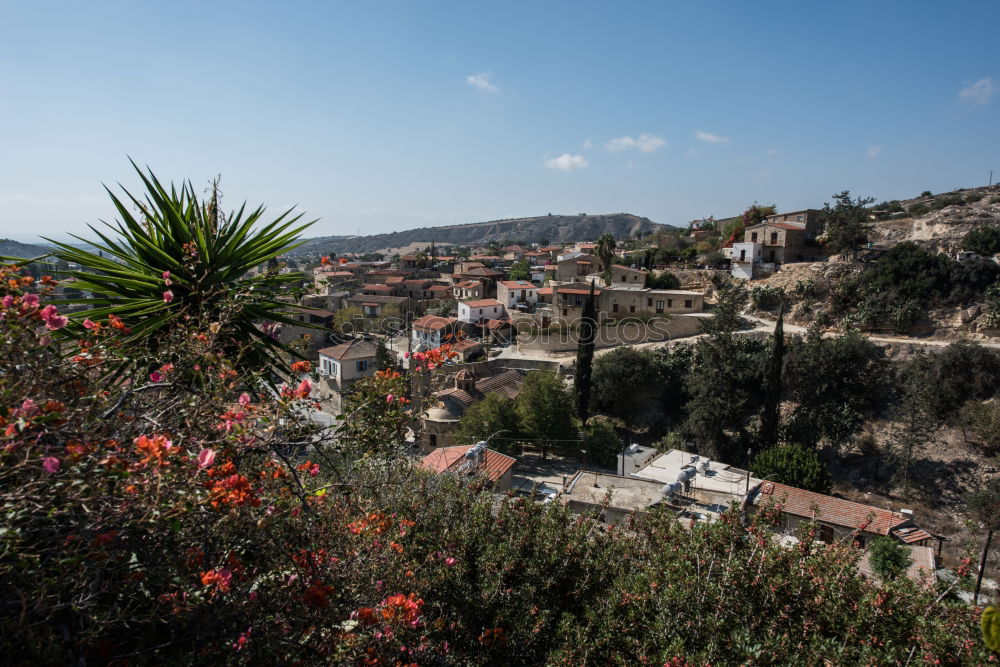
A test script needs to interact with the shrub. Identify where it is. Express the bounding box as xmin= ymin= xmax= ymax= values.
xmin=920 ymin=190 xmax=933 ymax=197
xmin=962 ymin=225 xmax=1000 ymax=256
xmin=750 ymin=443 xmax=832 ymax=493
xmin=867 ymin=537 xmax=912 ymax=581
xmin=750 ymin=285 xmax=784 ymax=310
xmin=908 ymin=203 xmax=930 ymax=216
